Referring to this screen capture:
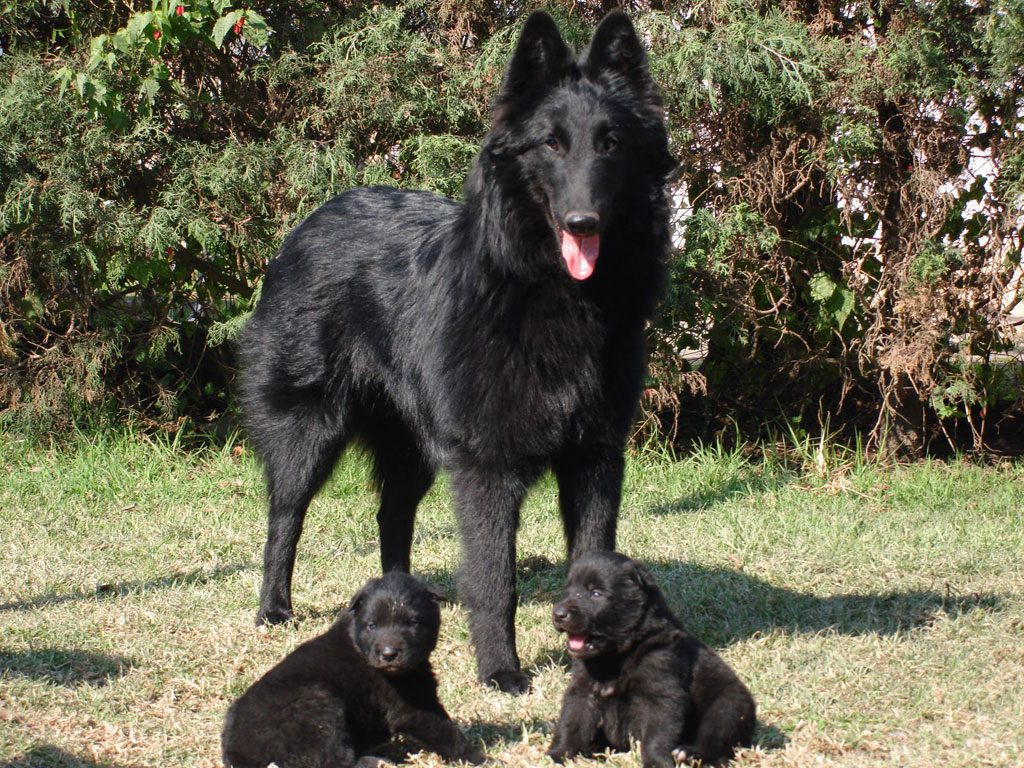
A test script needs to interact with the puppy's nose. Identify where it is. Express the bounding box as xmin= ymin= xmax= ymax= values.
xmin=552 ymin=604 xmax=570 ymax=625
xmin=564 ymin=212 xmax=600 ymax=237
xmin=380 ymin=645 xmax=399 ymax=662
